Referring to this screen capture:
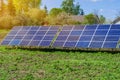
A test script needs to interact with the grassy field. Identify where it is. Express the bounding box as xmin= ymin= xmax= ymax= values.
xmin=0 ymin=46 xmax=120 ymax=80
